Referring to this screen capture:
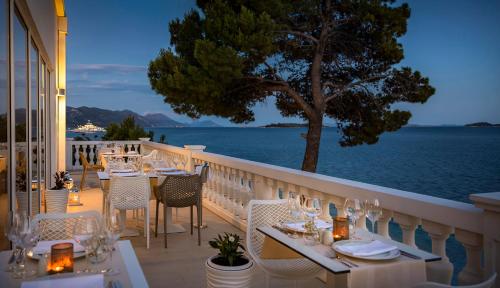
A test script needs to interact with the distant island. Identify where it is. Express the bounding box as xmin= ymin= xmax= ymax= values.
xmin=66 ymin=106 xmax=221 ymax=128
xmin=464 ymin=122 xmax=500 ymax=127
xmin=261 ymin=123 xmax=332 ymax=128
